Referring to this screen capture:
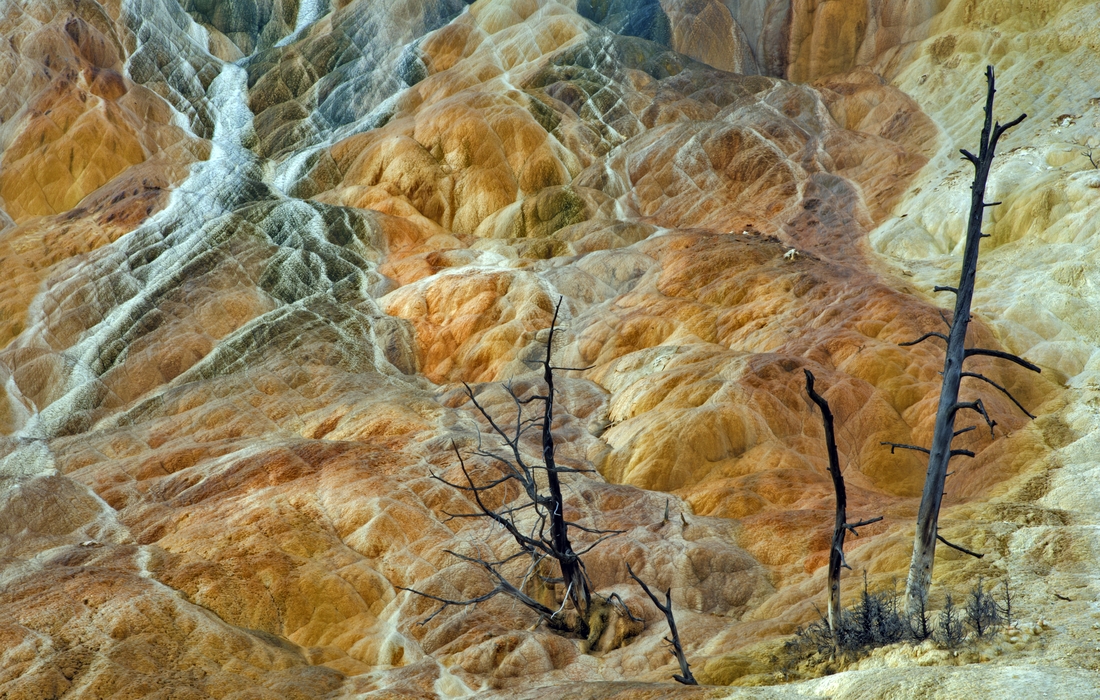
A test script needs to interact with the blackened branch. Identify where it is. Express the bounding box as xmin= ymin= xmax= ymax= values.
xmin=397 ymin=550 xmax=558 ymax=625
xmin=936 ymin=535 xmax=984 ymax=559
xmin=568 ymin=521 xmax=626 ymax=536
xmin=606 ymin=592 xmax=644 ymax=623
xmin=953 ymin=398 xmax=997 ymax=437
xmin=844 ymin=516 xmax=884 ymax=537
xmin=991 ymin=113 xmax=1028 ymax=147
xmin=899 ymin=331 xmax=950 ymax=347
xmin=396 ymin=585 xmax=502 ymax=625
xmin=627 ymin=564 xmax=697 ymax=685
xmin=462 ymin=470 xmax=550 ymax=557
xmin=881 ymin=441 xmax=930 ymax=455
xmin=961 ymin=371 xmax=1035 ymax=418
xmin=450 ymin=551 xmax=561 ymax=615
xmin=964 ymin=348 xmax=1041 ymax=373
xmin=464 ymin=384 xmax=533 ymax=479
